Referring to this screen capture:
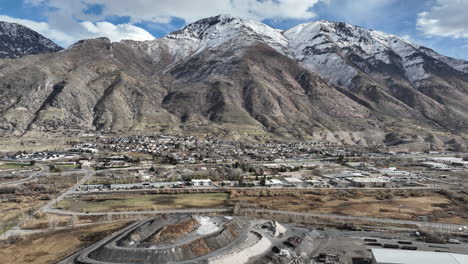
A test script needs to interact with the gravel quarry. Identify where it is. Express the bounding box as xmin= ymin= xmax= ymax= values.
xmin=59 ymin=214 xmax=319 ymax=264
